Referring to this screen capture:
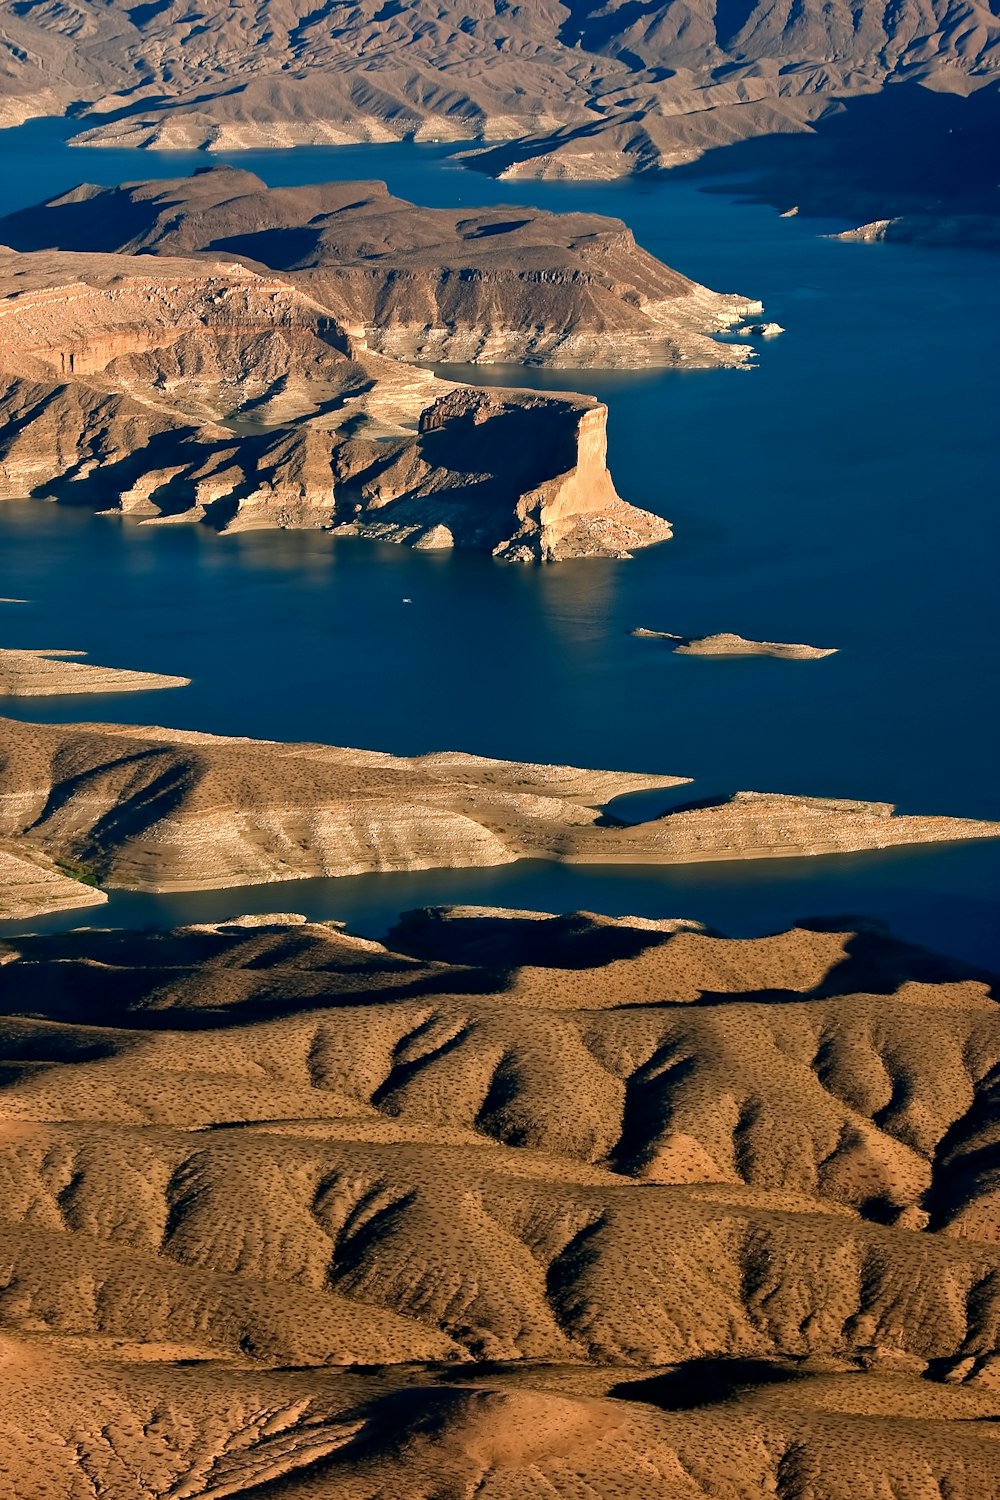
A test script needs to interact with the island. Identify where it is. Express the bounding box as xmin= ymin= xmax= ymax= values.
xmin=631 ymin=629 xmax=838 ymax=659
